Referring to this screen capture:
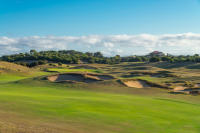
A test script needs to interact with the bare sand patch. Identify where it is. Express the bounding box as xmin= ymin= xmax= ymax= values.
xmin=194 ymin=83 xmax=200 ymax=87
xmin=47 ymin=73 xmax=114 ymax=83
xmin=122 ymin=71 xmax=177 ymax=78
xmin=120 ymin=79 xmax=170 ymax=89
xmin=174 ymin=86 xmax=187 ymax=91
xmin=123 ymin=80 xmax=150 ymax=88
